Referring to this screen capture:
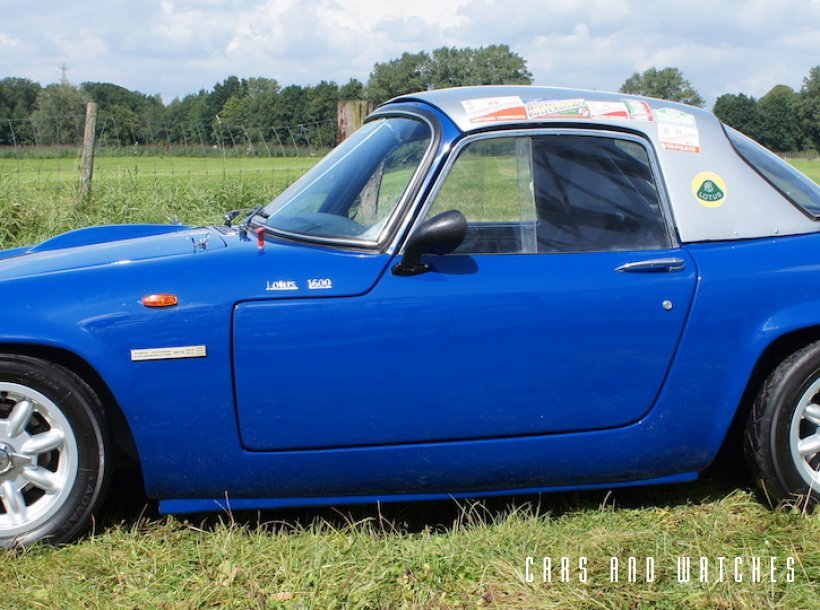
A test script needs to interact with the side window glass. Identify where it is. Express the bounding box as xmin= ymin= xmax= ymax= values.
xmin=532 ymin=136 xmax=670 ymax=252
xmin=427 ymin=137 xmax=537 ymax=253
xmin=423 ymin=134 xmax=670 ymax=254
